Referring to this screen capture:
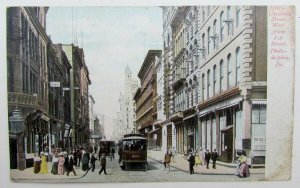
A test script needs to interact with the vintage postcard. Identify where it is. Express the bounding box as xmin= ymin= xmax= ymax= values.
xmin=0 ymin=0 xmax=297 ymax=186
